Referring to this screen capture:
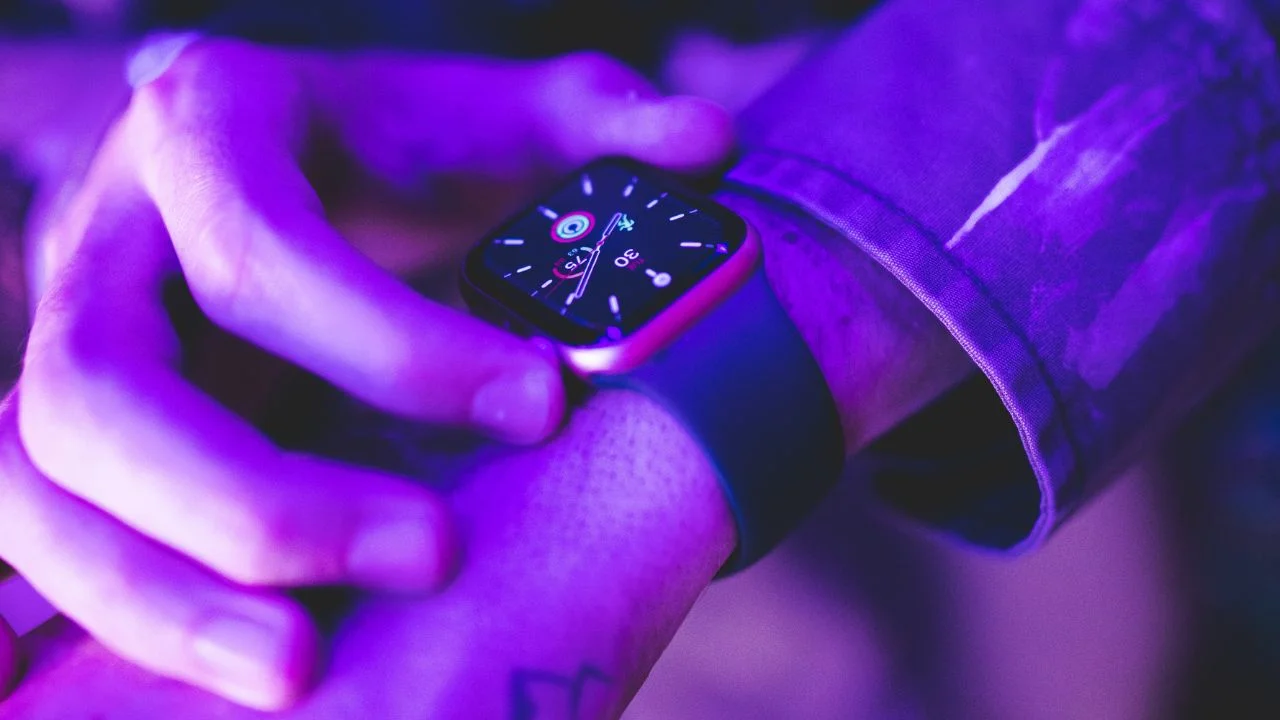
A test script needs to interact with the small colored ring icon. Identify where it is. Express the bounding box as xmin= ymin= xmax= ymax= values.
xmin=551 ymin=211 xmax=595 ymax=243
